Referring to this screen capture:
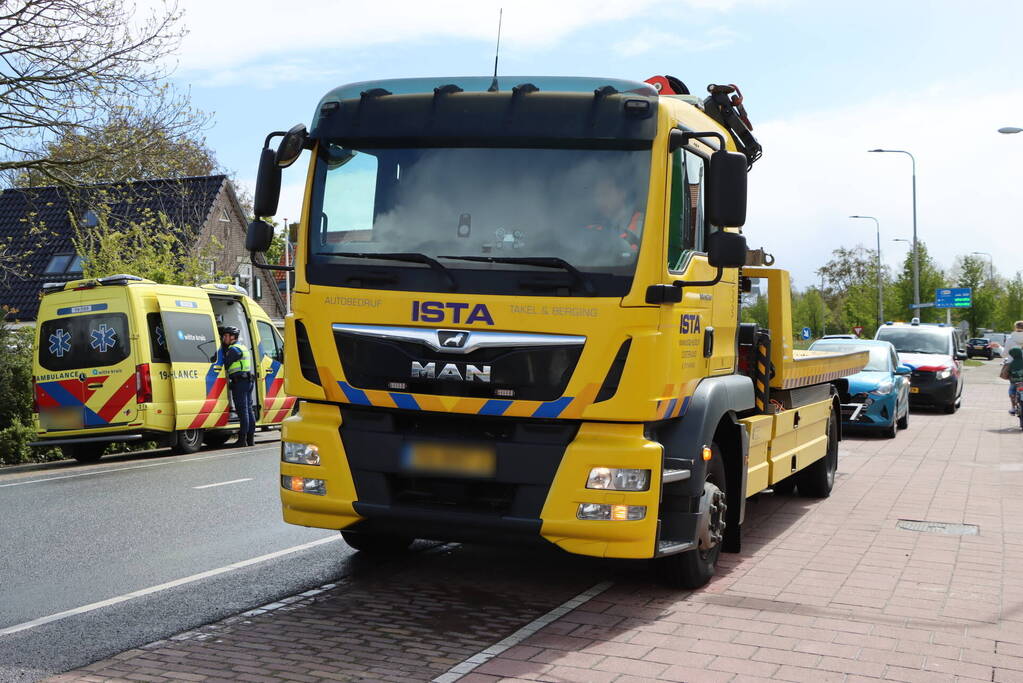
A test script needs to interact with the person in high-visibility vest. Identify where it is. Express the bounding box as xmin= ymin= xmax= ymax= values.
xmin=219 ymin=325 xmax=255 ymax=447
xmin=582 ymin=177 xmax=643 ymax=257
